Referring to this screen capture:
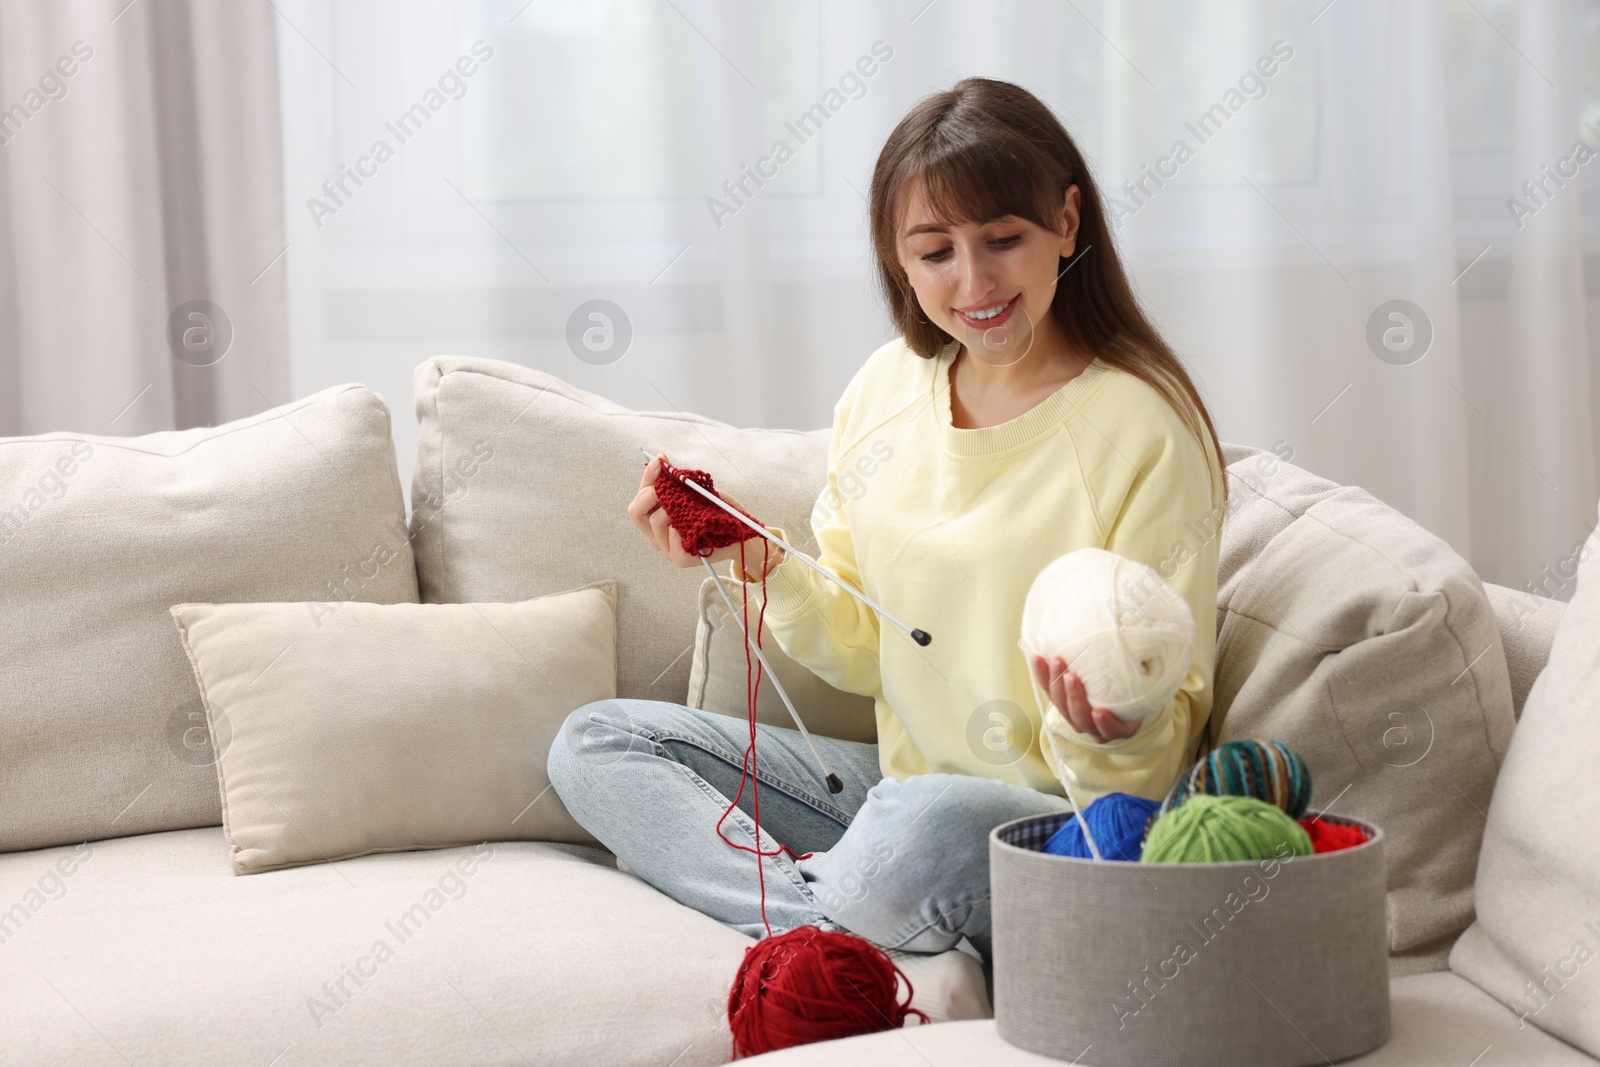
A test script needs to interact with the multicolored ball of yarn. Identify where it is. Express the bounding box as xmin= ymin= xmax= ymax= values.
xmin=1299 ymin=816 xmax=1369 ymax=854
xmin=1160 ymin=739 xmax=1312 ymax=820
xmin=1143 ymin=795 xmax=1314 ymax=864
xmin=1041 ymin=793 xmax=1160 ymax=861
